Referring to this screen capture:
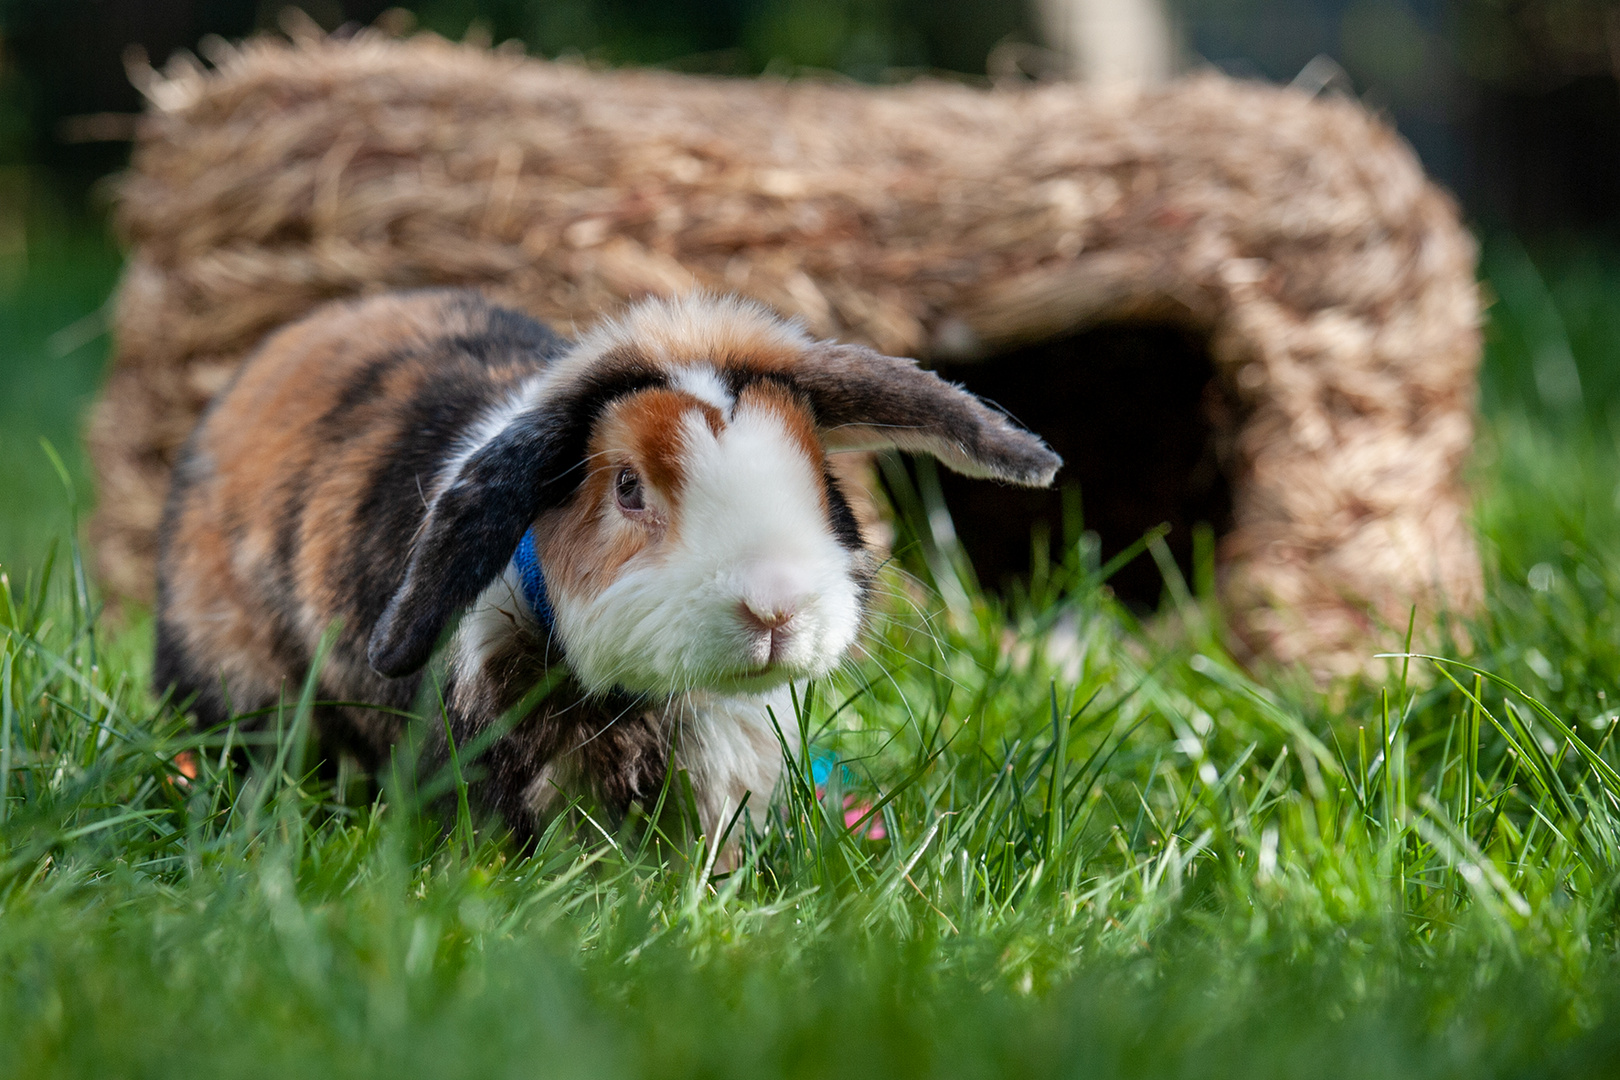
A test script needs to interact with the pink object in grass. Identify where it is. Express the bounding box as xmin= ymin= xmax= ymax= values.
xmin=843 ymin=795 xmax=886 ymax=840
